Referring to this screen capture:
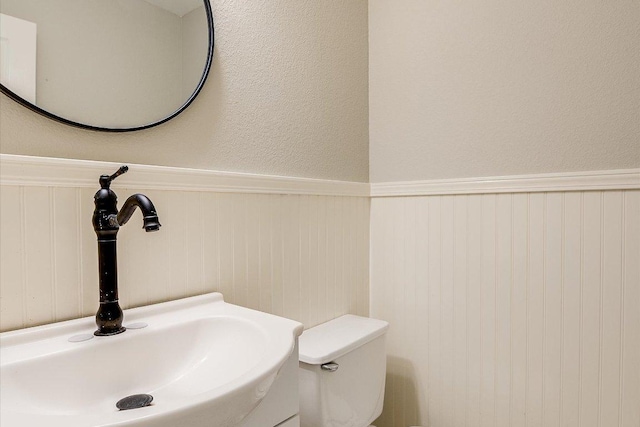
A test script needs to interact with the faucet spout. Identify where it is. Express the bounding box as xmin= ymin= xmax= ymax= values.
xmin=117 ymin=194 xmax=161 ymax=232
